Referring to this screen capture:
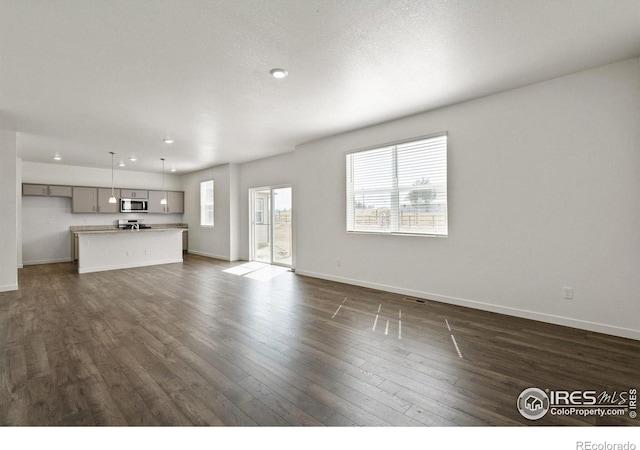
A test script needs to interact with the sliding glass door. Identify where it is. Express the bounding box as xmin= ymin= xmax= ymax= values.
xmin=250 ymin=186 xmax=292 ymax=267
xmin=272 ymin=187 xmax=292 ymax=266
